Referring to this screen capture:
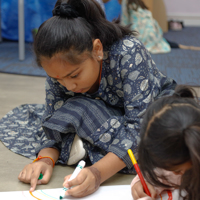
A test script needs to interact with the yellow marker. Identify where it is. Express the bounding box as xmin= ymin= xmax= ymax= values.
xmin=127 ymin=149 xmax=137 ymax=165
xmin=128 ymin=149 xmax=151 ymax=196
